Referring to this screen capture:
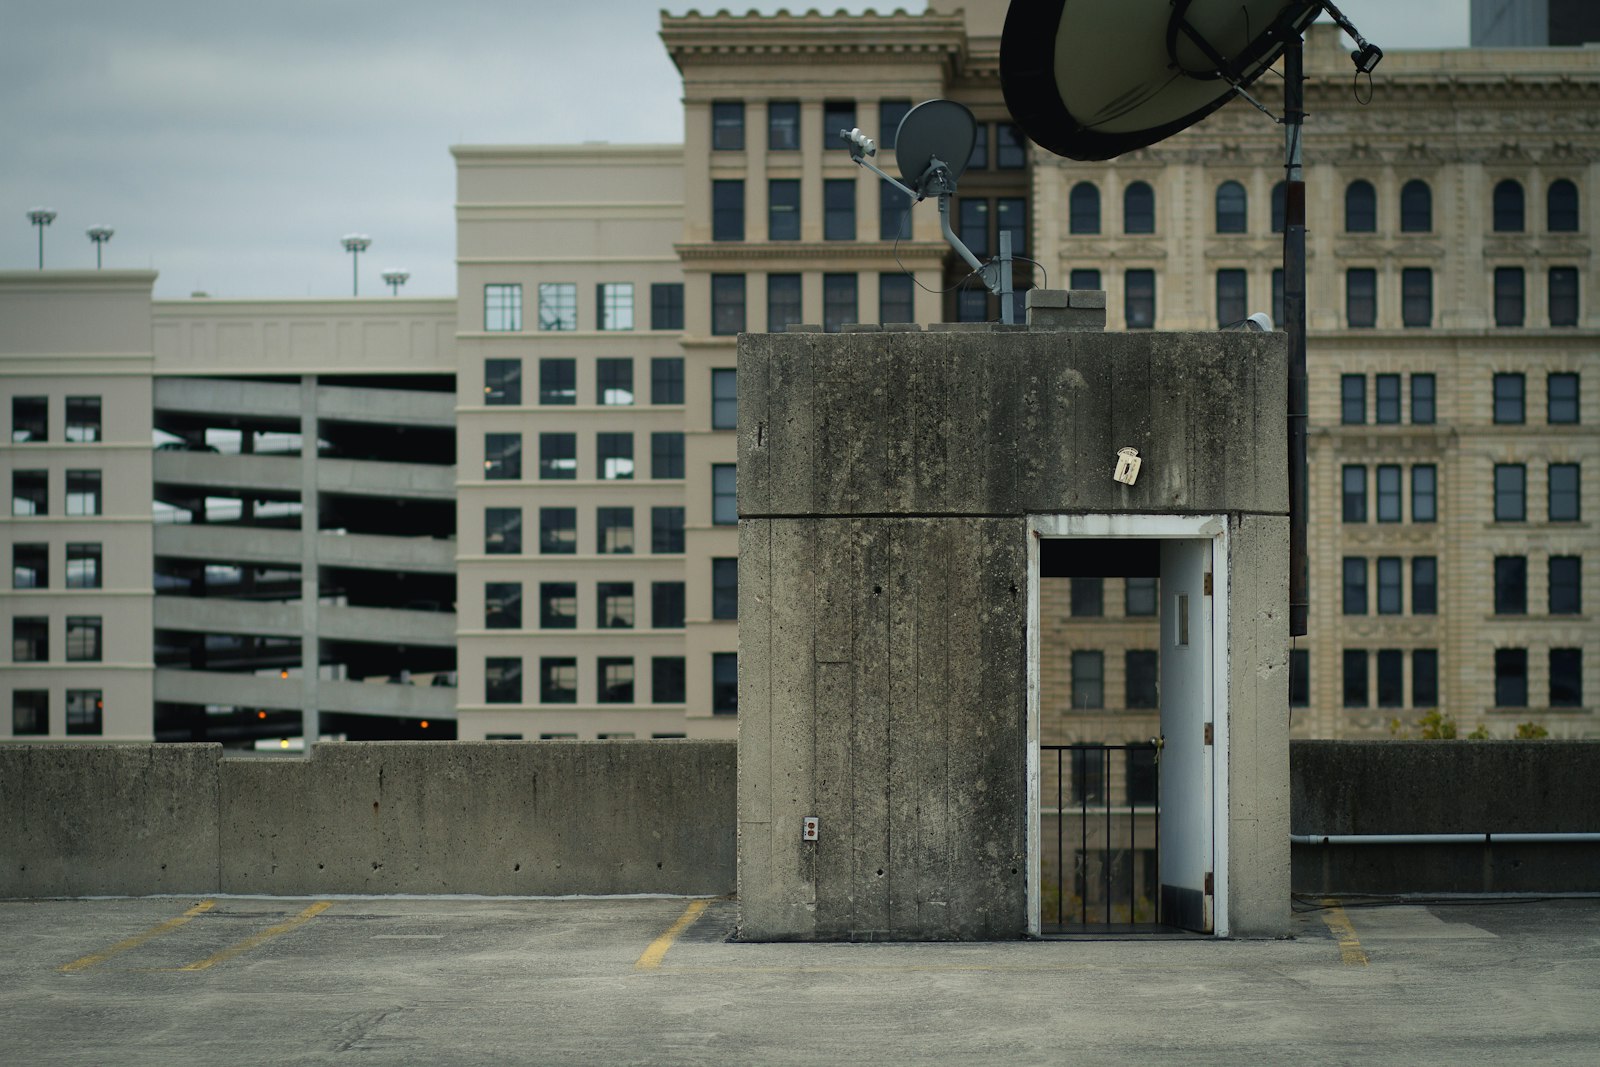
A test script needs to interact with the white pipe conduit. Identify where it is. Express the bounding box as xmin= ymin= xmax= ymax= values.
xmin=1292 ymin=833 xmax=1600 ymax=845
